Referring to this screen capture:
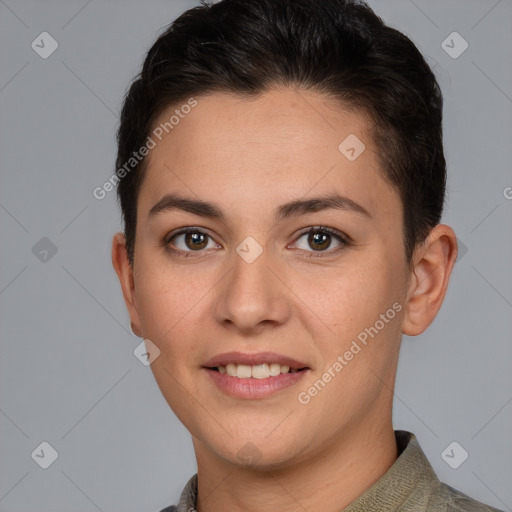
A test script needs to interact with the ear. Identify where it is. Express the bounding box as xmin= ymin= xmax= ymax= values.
xmin=111 ymin=232 xmax=143 ymax=337
xmin=402 ymin=224 xmax=458 ymax=336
